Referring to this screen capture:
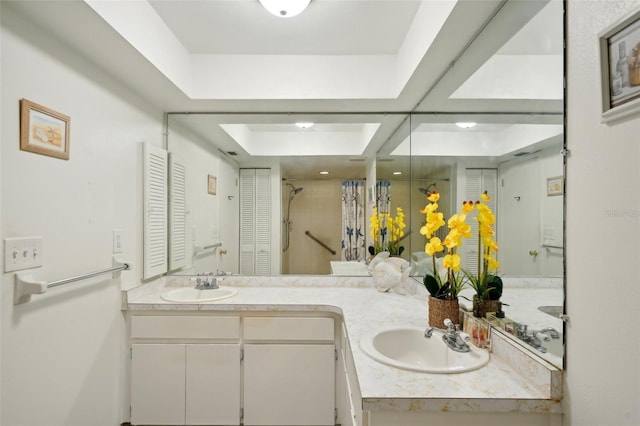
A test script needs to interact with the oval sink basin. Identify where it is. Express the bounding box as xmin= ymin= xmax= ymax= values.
xmin=161 ymin=286 xmax=238 ymax=303
xmin=359 ymin=327 xmax=489 ymax=373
